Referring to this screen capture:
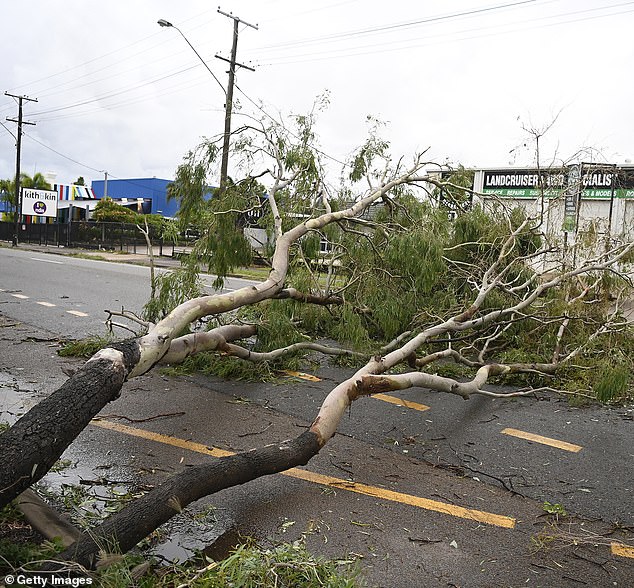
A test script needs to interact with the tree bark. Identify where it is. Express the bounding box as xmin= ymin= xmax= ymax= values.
xmin=46 ymin=431 xmax=321 ymax=570
xmin=0 ymin=343 xmax=139 ymax=505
